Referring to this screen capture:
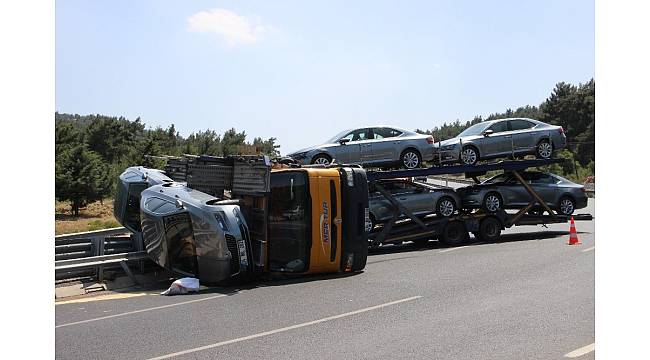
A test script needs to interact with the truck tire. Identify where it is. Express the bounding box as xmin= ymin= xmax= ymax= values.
xmin=439 ymin=221 xmax=468 ymax=246
xmin=476 ymin=216 xmax=502 ymax=243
